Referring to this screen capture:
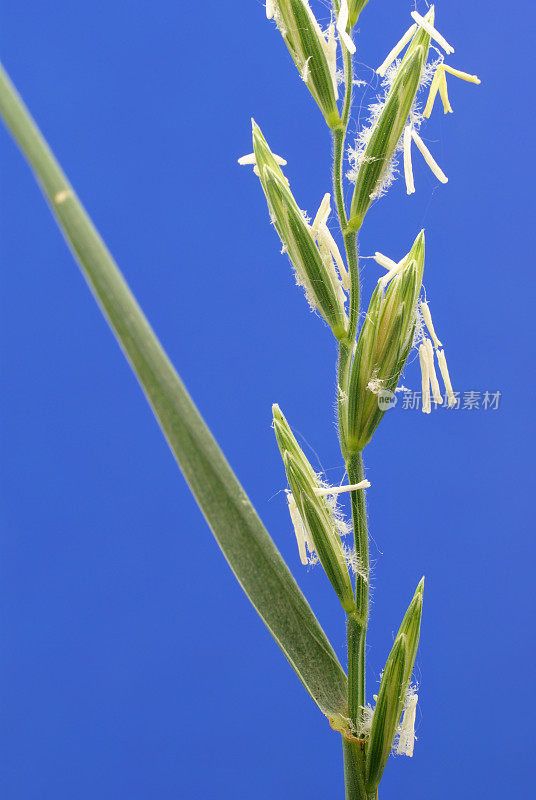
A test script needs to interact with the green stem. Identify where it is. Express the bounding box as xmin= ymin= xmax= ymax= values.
xmin=347 ymin=610 xmax=365 ymax=723
xmin=337 ymin=344 xmax=351 ymax=462
xmin=331 ymin=25 xmax=370 ymax=797
xmin=341 ymin=33 xmax=354 ymax=131
xmin=333 ymin=126 xmax=348 ymax=231
xmin=344 ymin=229 xmax=360 ymax=343
xmin=331 ymin=35 xmax=360 ymax=345
xmin=342 ymin=738 xmax=369 ymax=800
xmin=346 ymin=451 xmax=369 ymax=724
